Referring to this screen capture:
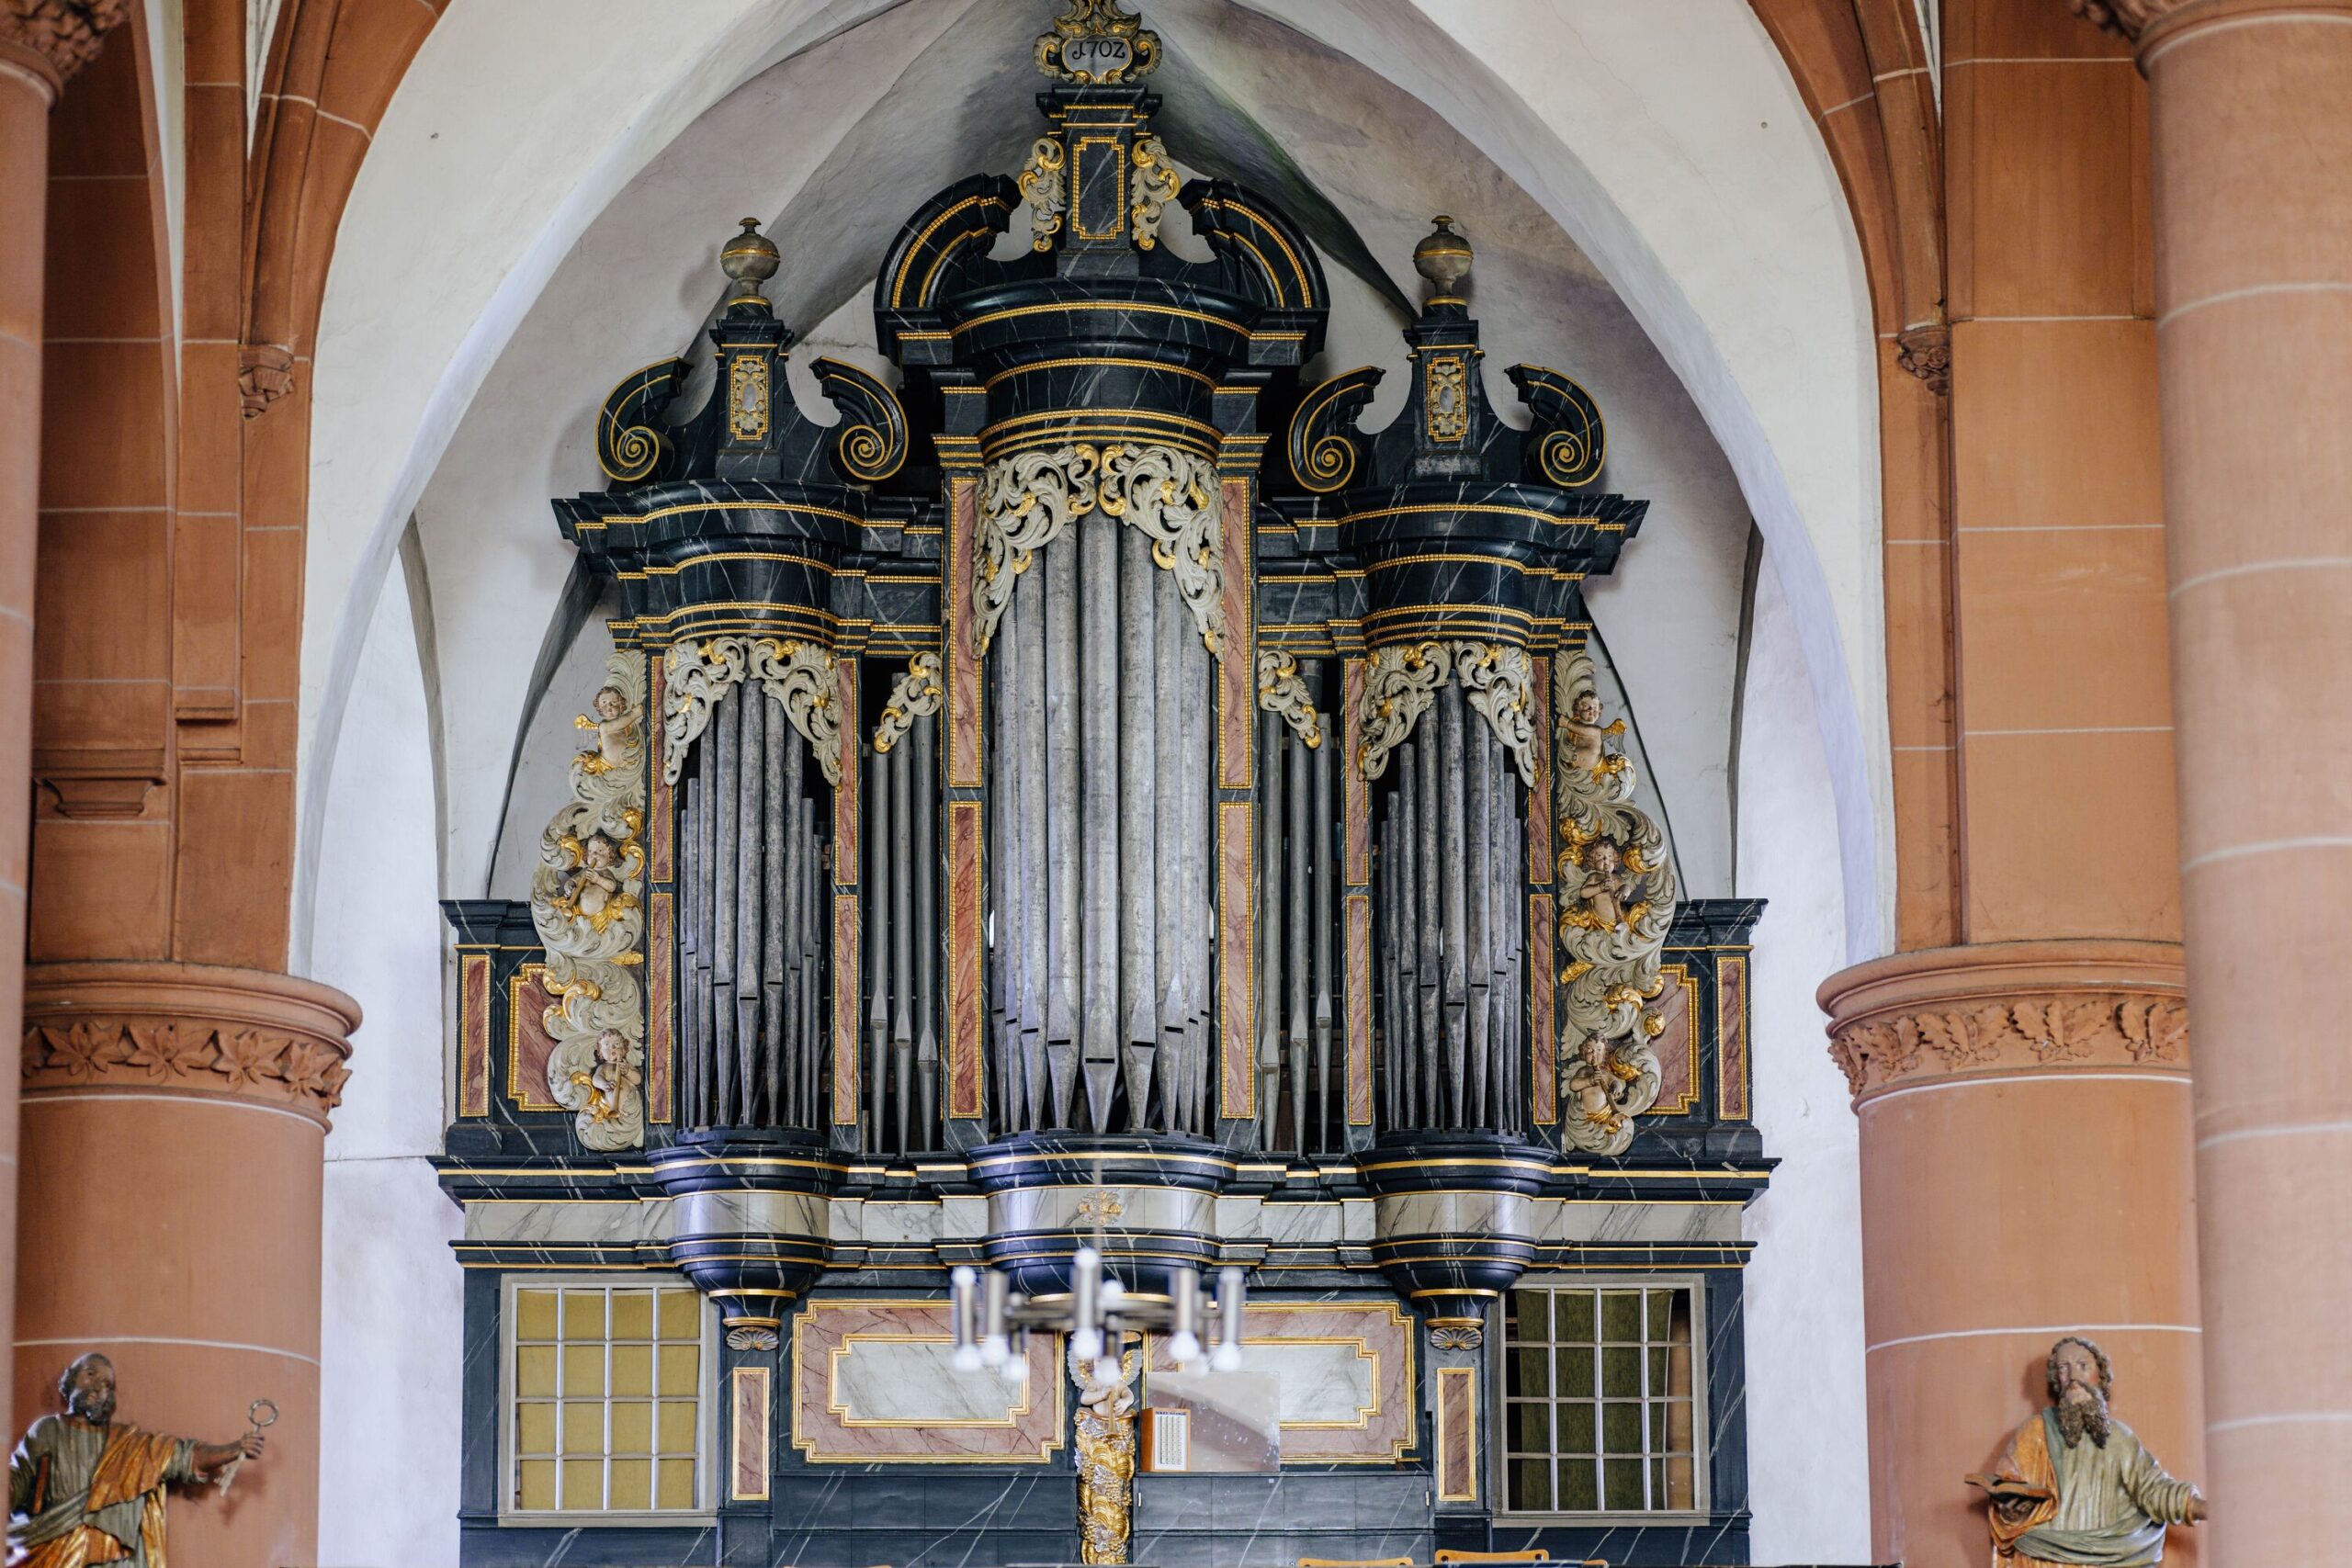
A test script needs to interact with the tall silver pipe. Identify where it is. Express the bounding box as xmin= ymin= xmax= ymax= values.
xmin=1285 ymin=725 xmax=1309 ymax=1154
xmin=1313 ymin=715 xmax=1334 ymax=1152
xmin=1043 ymin=535 xmax=1080 ymax=1133
xmin=1005 ymin=581 xmax=1035 ymax=1134
xmin=738 ymin=689 xmax=766 ymax=1124
xmin=913 ymin=713 xmax=939 ymax=1145
xmin=1410 ymin=733 xmax=1441 ymax=1125
xmin=1079 ymin=517 xmax=1121 ymax=1131
xmin=1181 ymin=630 xmax=1209 ymax=1135
xmin=1463 ymin=702 xmax=1492 ymax=1129
xmin=1118 ymin=527 xmax=1159 ymax=1129
xmin=1258 ymin=709 xmax=1284 ymax=1147
xmin=890 ymin=737 xmax=914 ymax=1153
xmin=1437 ymin=683 xmax=1469 ymax=1127
xmin=997 ymin=587 xmax=1025 ymax=1142
xmin=1155 ymin=570 xmax=1186 ymax=1134
xmin=867 ymin=740 xmax=891 ymax=1146
xmin=761 ymin=699 xmax=787 ymax=1123
xmin=783 ymin=720 xmax=807 ymax=1127
xmin=802 ymin=801 xmax=821 ymax=1131
xmin=681 ymin=772 xmax=703 ymax=1126
xmin=711 ymin=690 xmax=741 ymax=1121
